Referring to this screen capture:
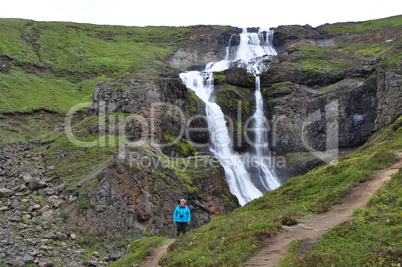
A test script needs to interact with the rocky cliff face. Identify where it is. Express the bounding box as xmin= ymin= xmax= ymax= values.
xmin=268 ymin=24 xmax=401 ymax=148
xmin=64 ymin=147 xmax=236 ymax=240
xmin=218 ymin=23 xmax=402 ymax=179
xmin=168 ymin=25 xmax=238 ymax=70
